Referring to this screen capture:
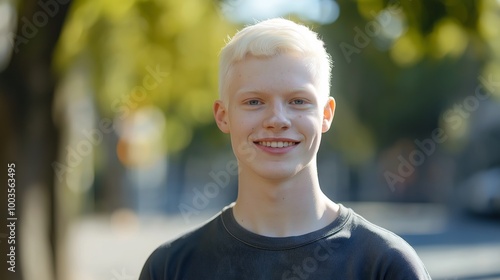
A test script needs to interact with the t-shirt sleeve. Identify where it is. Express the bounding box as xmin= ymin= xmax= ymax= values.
xmin=350 ymin=211 xmax=431 ymax=279
xmin=139 ymin=245 xmax=170 ymax=280
xmin=378 ymin=243 xmax=432 ymax=280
